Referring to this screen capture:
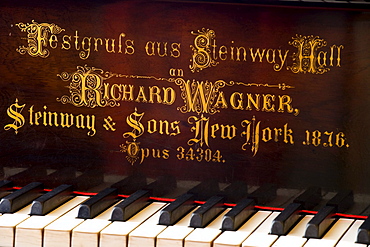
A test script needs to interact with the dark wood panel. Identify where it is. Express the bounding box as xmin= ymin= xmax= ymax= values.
xmin=0 ymin=0 xmax=369 ymax=193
